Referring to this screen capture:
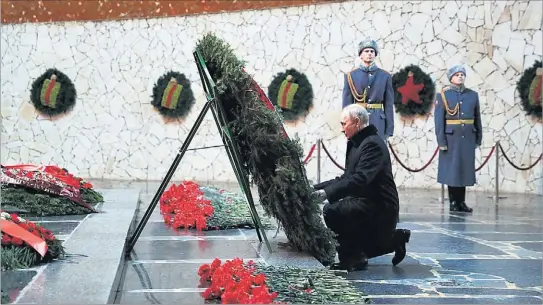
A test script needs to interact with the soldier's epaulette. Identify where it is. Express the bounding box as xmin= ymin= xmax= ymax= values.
xmin=380 ymin=69 xmax=391 ymax=75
